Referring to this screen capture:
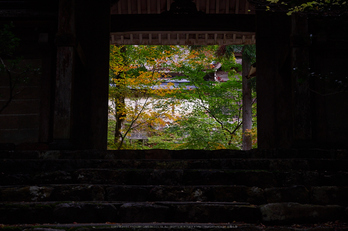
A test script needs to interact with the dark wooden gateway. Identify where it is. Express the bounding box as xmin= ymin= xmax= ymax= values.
xmin=0 ymin=0 xmax=347 ymax=150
